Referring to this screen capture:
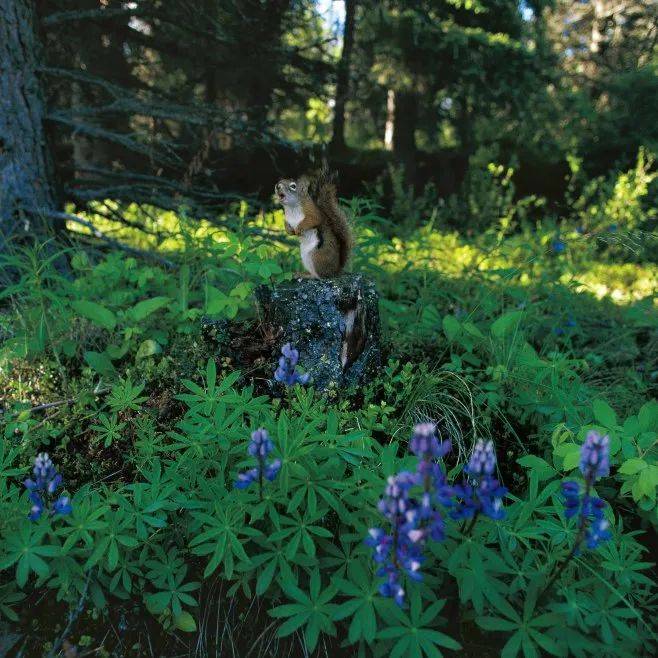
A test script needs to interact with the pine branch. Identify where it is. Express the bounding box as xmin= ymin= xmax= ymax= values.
xmin=47 ymin=210 xmax=177 ymax=269
xmin=42 ymin=6 xmax=150 ymax=27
